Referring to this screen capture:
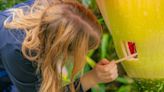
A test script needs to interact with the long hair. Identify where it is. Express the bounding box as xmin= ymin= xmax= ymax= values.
xmin=4 ymin=0 xmax=102 ymax=92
